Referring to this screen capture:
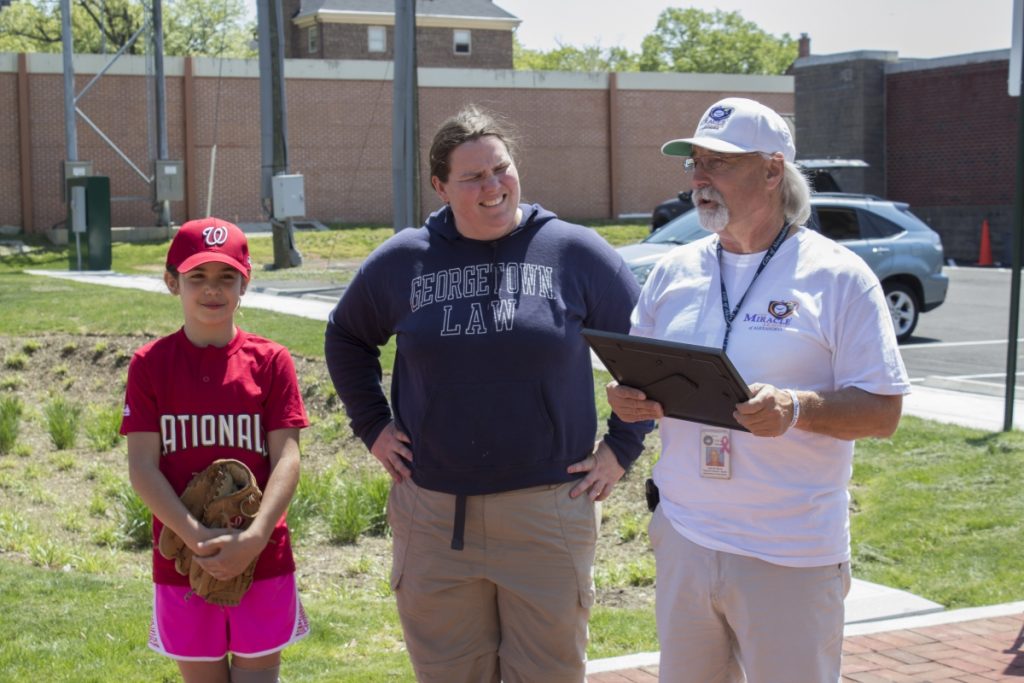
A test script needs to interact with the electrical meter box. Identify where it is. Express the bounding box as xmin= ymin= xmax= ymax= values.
xmin=63 ymin=160 xmax=94 ymax=202
xmin=154 ymin=160 xmax=185 ymax=202
xmin=271 ymin=174 xmax=305 ymax=219
xmin=65 ymin=175 xmax=111 ymax=270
